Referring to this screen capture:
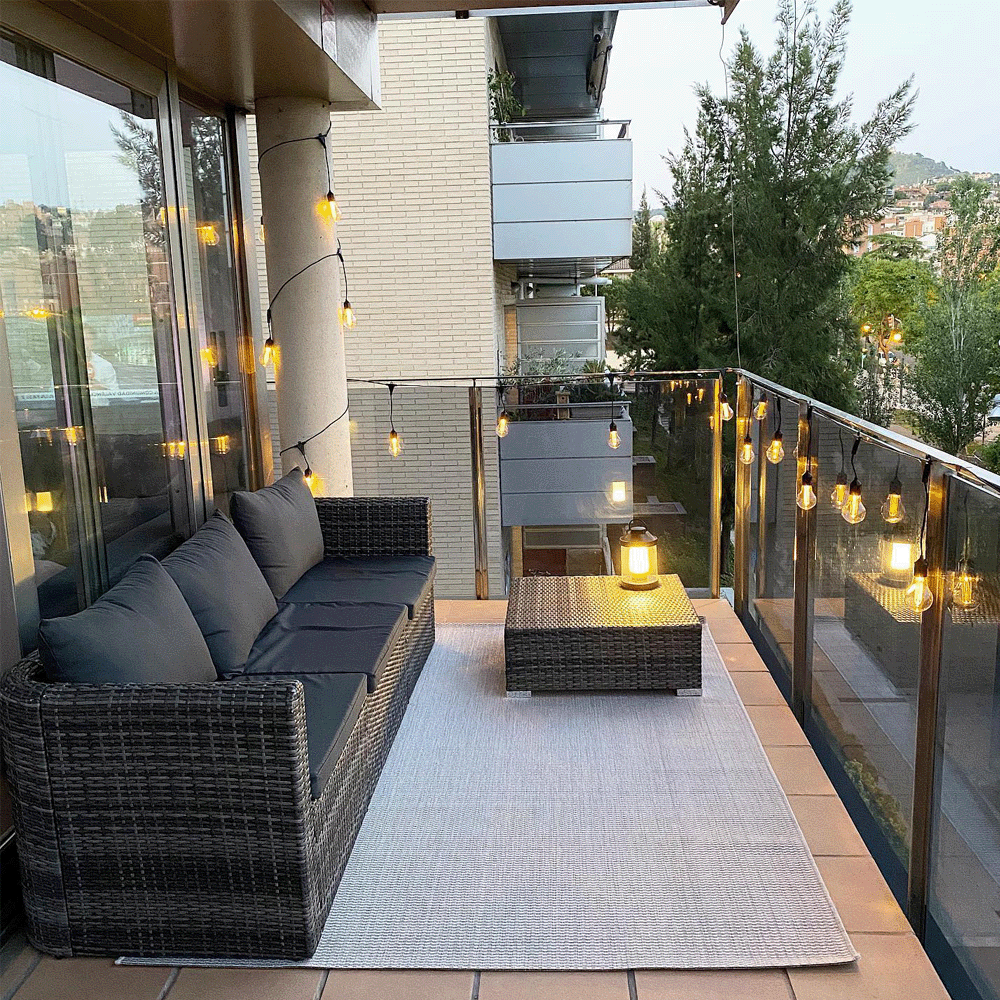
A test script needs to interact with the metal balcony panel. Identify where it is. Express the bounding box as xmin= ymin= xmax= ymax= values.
xmin=494 ymin=219 xmax=632 ymax=262
xmin=502 ymin=456 xmax=633 ymax=494
xmin=491 ymin=139 xmax=632 ymax=184
xmin=502 ymin=490 xmax=632 ymax=526
xmin=499 ymin=417 xmax=632 ymax=459
xmin=493 ymin=180 xmax=632 ymax=224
